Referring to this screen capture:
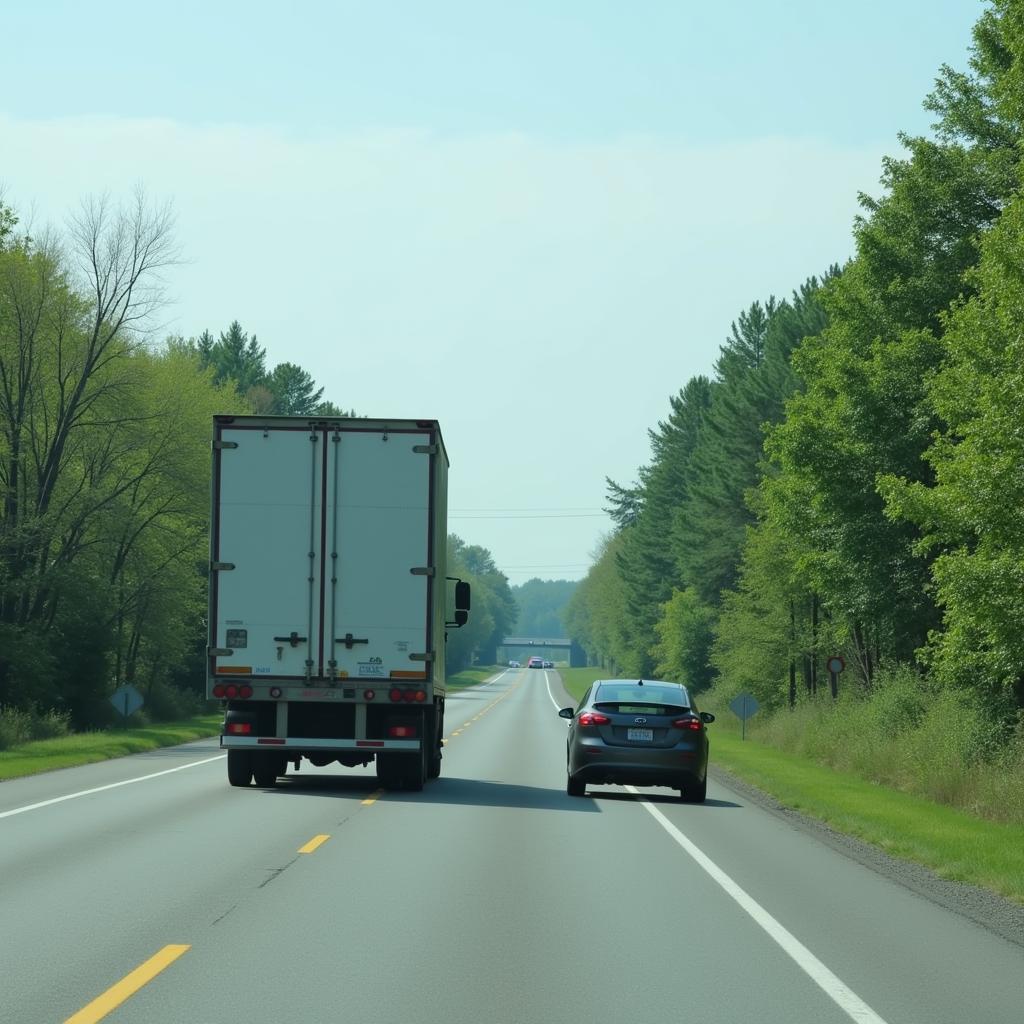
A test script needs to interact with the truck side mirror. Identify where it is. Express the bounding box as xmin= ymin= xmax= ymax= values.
xmin=455 ymin=580 xmax=471 ymax=612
